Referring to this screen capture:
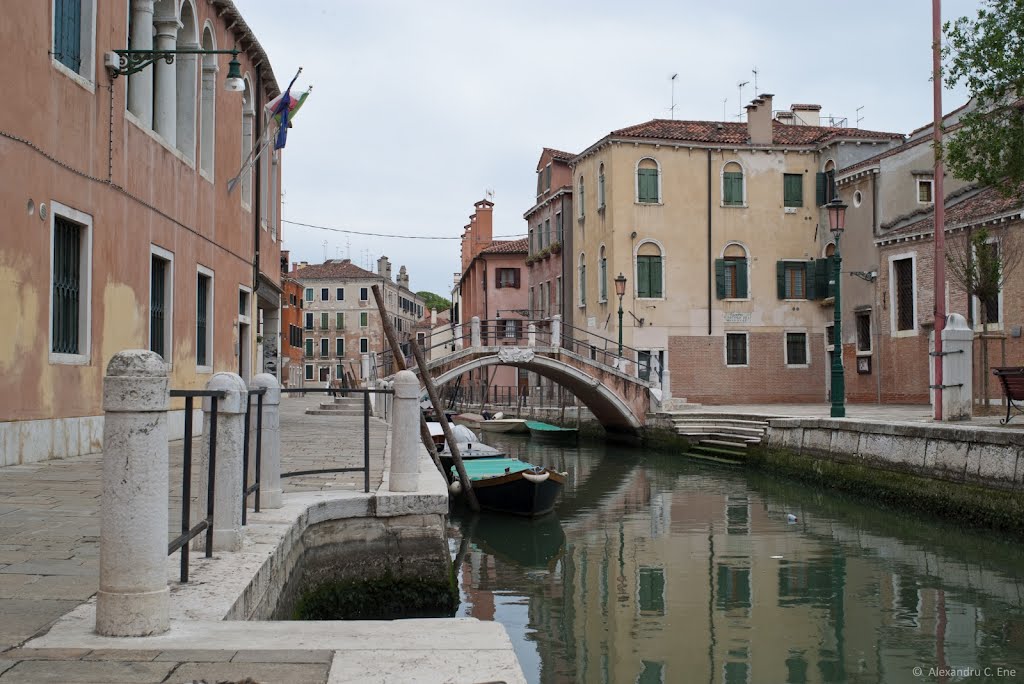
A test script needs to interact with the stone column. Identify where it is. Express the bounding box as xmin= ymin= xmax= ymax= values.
xmin=195 ymin=372 xmax=247 ymax=552
xmin=471 ymin=316 xmax=481 ymax=348
xmin=175 ymin=41 xmax=199 ymax=158
xmin=528 ymin=323 xmax=537 ymax=347
xmin=389 ymin=370 xmax=420 ymax=492
xmin=551 ymin=315 xmax=561 ymax=348
xmin=454 ymin=323 xmax=464 ymax=350
xmin=97 ymin=350 xmax=169 ymax=637
xmin=942 ymin=313 xmax=974 ymax=421
xmin=361 ymin=353 xmax=371 ymax=381
xmin=249 ymin=373 xmax=282 ymax=508
xmin=128 ymin=0 xmax=155 ymax=126
xmin=153 ymin=12 xmax=181 ymax=146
